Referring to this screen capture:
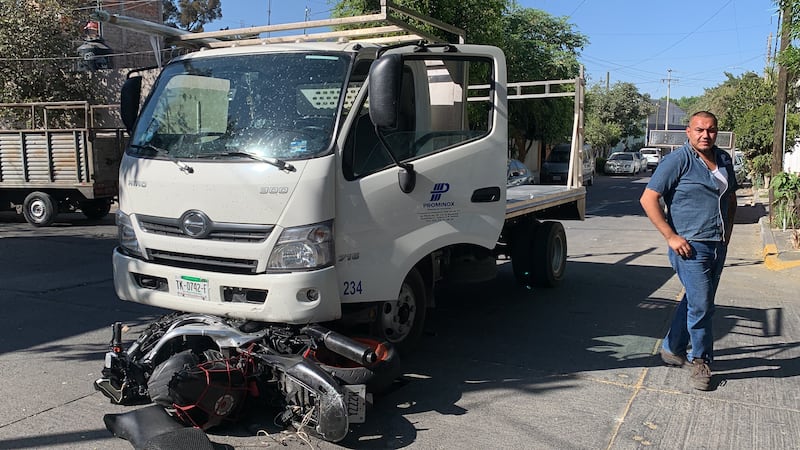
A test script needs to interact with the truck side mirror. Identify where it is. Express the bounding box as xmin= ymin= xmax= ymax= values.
xmin=120 ymin=76 xmax=142 ymax=134
xmin=367 ymin=53 xmax=402 ymax=130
